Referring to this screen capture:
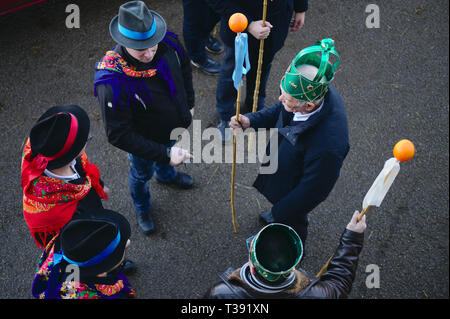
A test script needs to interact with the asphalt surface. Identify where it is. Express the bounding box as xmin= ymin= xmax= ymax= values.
xmin=0 ymin=0 xmax=448 ymax=299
